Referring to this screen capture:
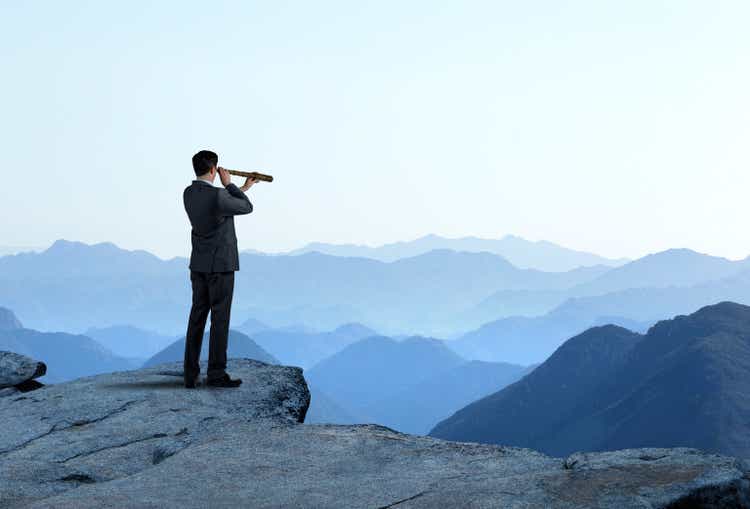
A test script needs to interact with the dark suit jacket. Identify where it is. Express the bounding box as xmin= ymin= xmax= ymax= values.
xmin=183 ymin=180 xmax=253 ymax=272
